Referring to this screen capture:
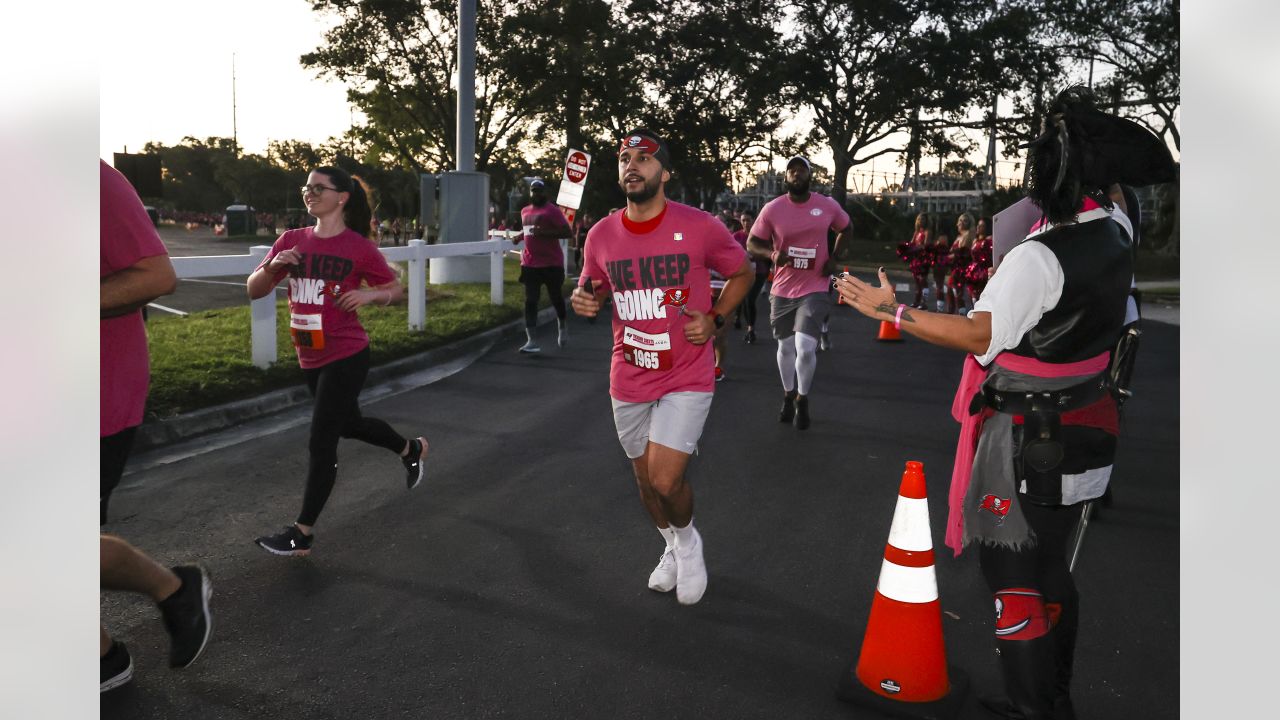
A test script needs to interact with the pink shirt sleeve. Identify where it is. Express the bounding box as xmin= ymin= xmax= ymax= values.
xmin=750 ymin=204 xmax=775 ymax=244
xmin=100 ymin=162 xmax=167 ymax=275
xmin=830 ymin=199 xmax=851 ymax=232
xmin=580 ymin=224 xmax=611 ymax=293
xmin=359 ymin=239 xmax=397 ymax=286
